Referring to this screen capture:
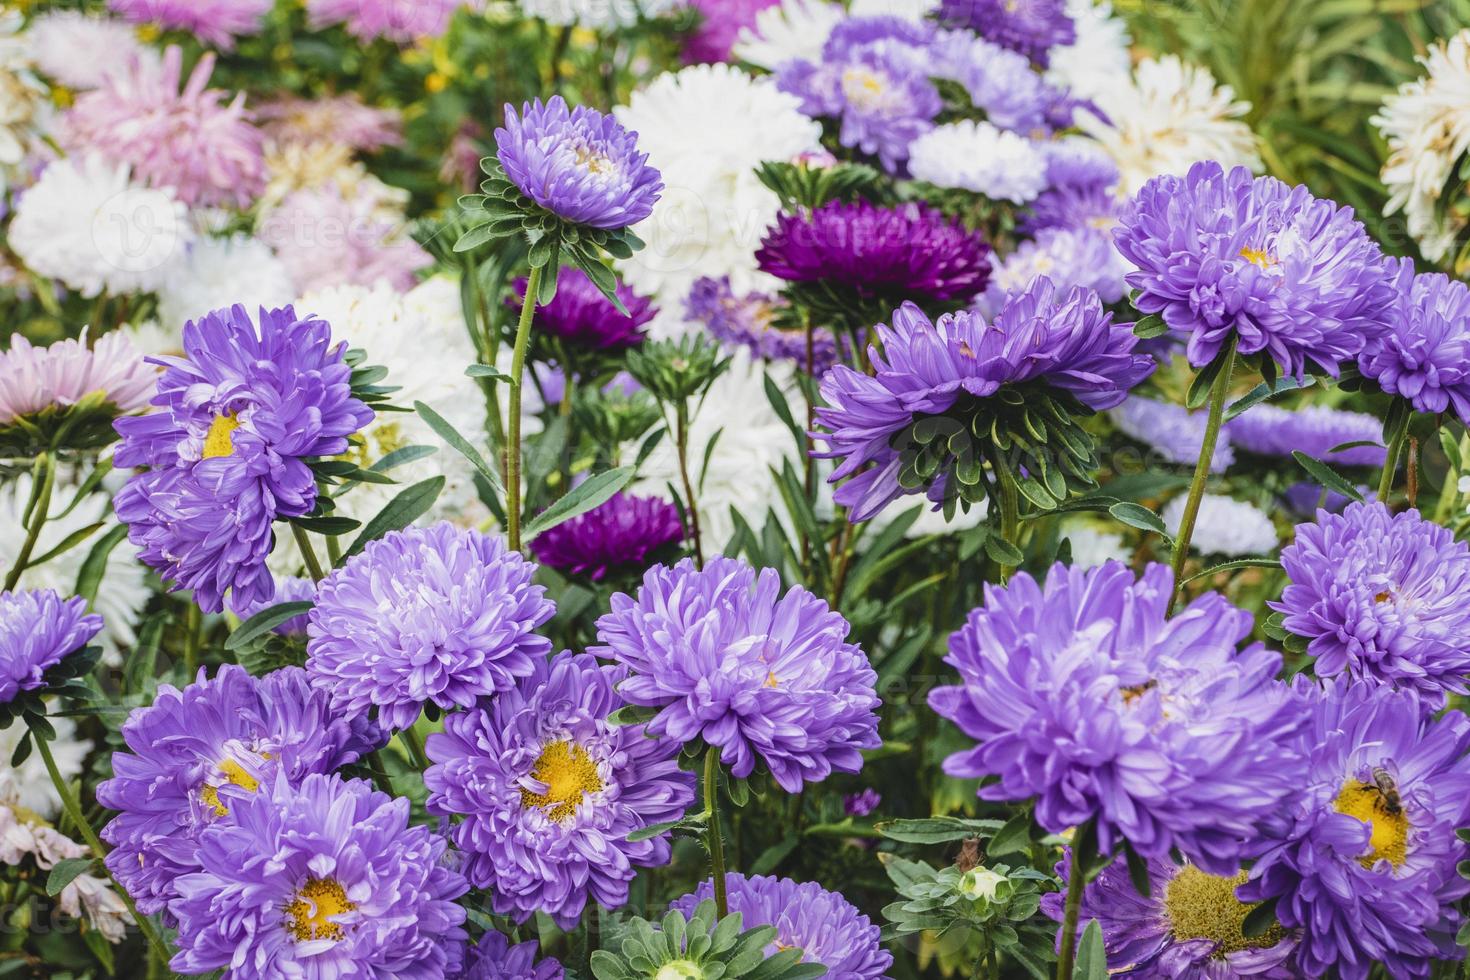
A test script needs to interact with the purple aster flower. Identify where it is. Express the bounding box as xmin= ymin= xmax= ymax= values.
xmin=1226 ymin=404 xmax=1386 ymax=468
xmin=530 ymin=492 xmax=683 ymax=581
xmin=168 ymin=772 xmax=467 ymax=978
xmin=1021 ymin=139 xmax=1123 ymax=235
xmin=685 ymin=276 xmax=842 ymax=372
xmin=516 ymin=267 xmax=655 ymax=351
xmin=98 ymin=665 xmax=383 ymax=917
xmin=1042 ymin=852 xmax=1299 ymax=977
xmin=1116 ymin=162 xmax=1395 ymax=378
xmin=935 ymin=32 xmax=1069 ymax=135
xmin=496 ymin=96 xmax=662 ymax=231
xmin=814 ymin=279 xmax=1153 ymax=521
xmin=107 ymin=0 xmax=271 ymax=49
xmin=425 ymin=651 xmax=695 ymax=927
xmin=670 ymin=874 xmax=892 ymax=979
xmin=307 ymin=522 xmax=555 ymax=733
xmin=844 ymin=788 xmax=882 ymax=817
xmin=1239 ymin=678 xmax=1470 ymax=980
xmin=229 ymin=576 xmax=316 ymax=637
xmin=979 ymin=226 xmax=1129 ymax=312
xmin=1273 ymin=501 xmax=1470 ymax=708
xmin=113 ymin=304 xmax=372 ymax=614
xmin=0 ymin=590 xmax=102 ymax=706
xmin=1110 ymin=395 xmax=1235 ymax=472
xmin=307 ymin=0 xmax=463 ymax=42
xmin=756 ymin=200 xmax=993 ymax=307
xmin=937 ymin=0 xmax=1076 ymax=66
xmin=461 ymin=933 xmax=562 ymax=980
xmin=929 ymin=561 xmax=1308 ymax=874
xmin=1360 ymin=258 xmax=1470 ymax=423
xmin=1282 ymin=482 xmax=1361 ymax=517
xmin=592 ymin=556 xmax=881 ymax=793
